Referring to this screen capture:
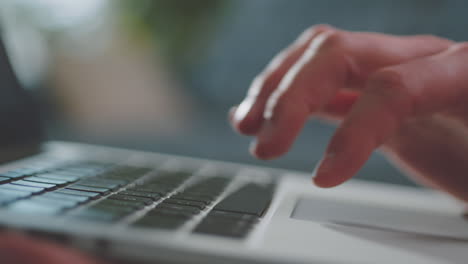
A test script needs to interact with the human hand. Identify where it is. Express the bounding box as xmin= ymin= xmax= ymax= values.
xmin=230 ymin=25 xmax=468 ymax=202
xmin=0 ymin=232 xmax=102 ymax=264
